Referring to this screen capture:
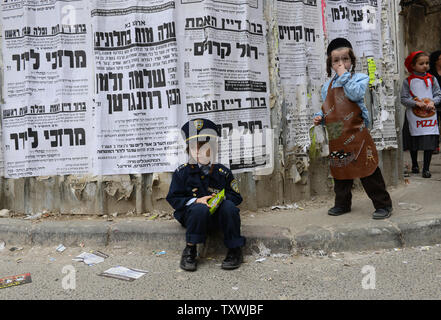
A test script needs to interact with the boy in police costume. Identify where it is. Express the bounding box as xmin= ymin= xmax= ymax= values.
xmin=166 ymin=118 xmax=246 ymax=271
